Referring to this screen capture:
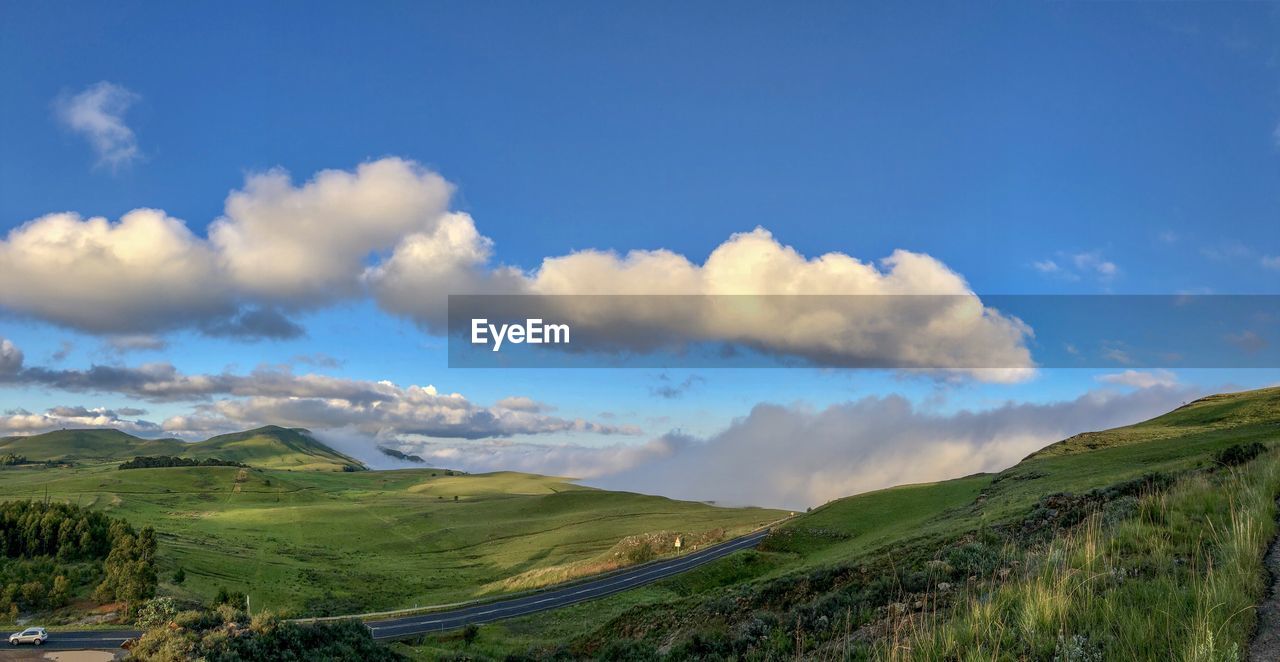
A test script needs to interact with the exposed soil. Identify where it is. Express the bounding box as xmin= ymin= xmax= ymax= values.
xmin=1249 ymin=501 xmax=1280 ymax=661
